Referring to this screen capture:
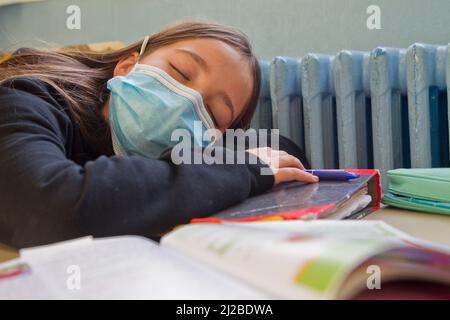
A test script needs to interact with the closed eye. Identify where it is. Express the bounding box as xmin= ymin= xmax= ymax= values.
xmin=169 ymin=62 xmax=190 ymax=81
